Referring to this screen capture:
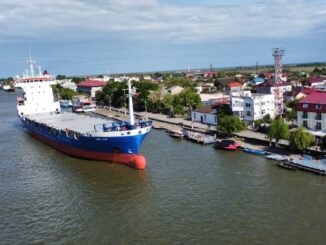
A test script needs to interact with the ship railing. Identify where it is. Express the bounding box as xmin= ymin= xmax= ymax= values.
xmin=94 ymin=120 xmax=152 ymax=133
